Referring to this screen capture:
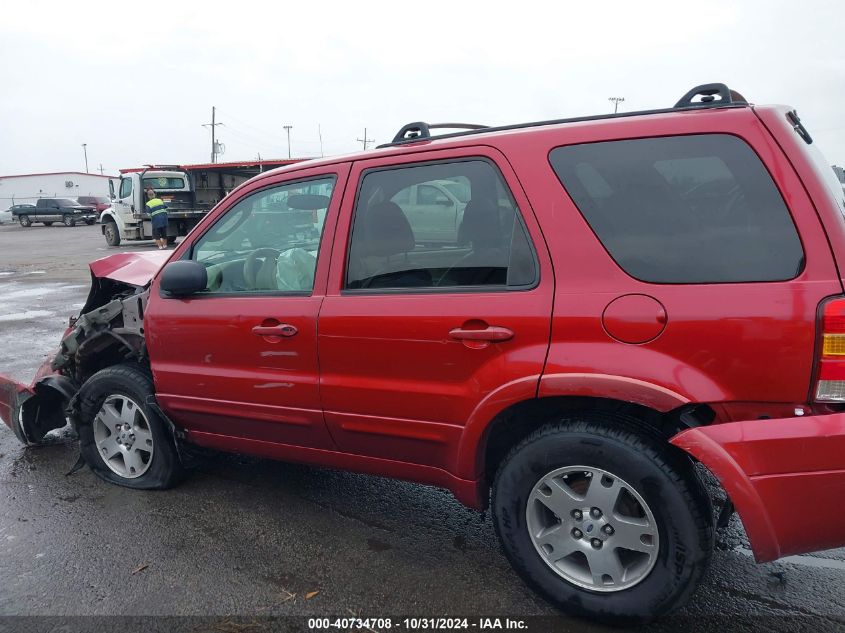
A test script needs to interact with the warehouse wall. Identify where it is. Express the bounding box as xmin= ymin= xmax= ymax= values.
xmin=0 ymin=173 xmax=118 ymax=206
